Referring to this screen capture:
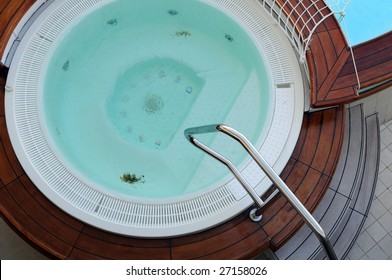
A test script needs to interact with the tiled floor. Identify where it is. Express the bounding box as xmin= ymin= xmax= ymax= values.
xmin=1 ymin=122 xmax=392 ymax=260
xmin=345 ymin=120 xmax=392 ymax=260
